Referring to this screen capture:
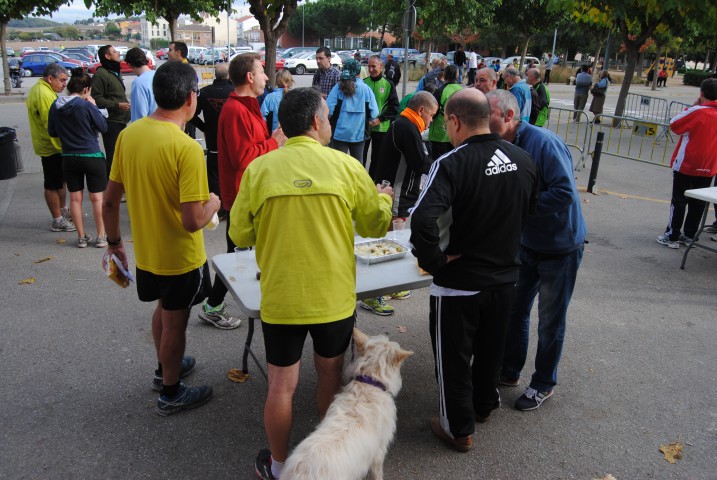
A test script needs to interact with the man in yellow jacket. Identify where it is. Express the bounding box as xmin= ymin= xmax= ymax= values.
xmin=27 ymin=63 xmax=74 ymax=232
xmin=229 ymin=87 xmax=393 ymax=480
